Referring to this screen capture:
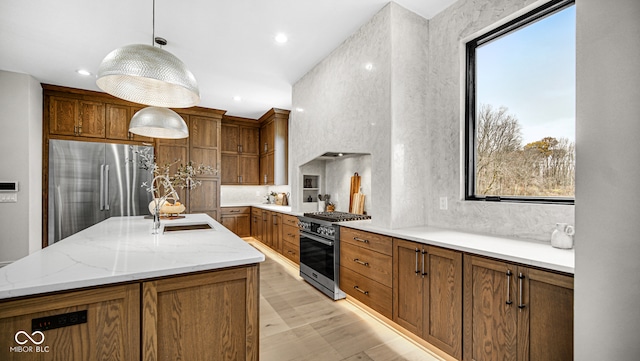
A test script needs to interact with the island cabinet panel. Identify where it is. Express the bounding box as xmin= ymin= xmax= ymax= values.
xmin=0 ymin=284 xmax=140 ymax=361
xmin=142 ymin=265 xmax=259 ymax=361
xmin=392 ymin=238 xmax=463 ymax=360
xmin=463 ymin=255 xmax=573 ymax=361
